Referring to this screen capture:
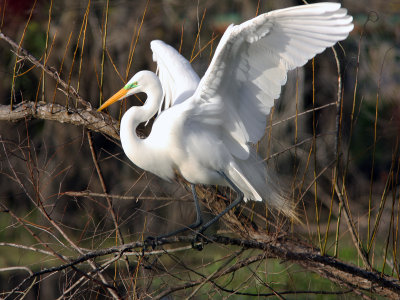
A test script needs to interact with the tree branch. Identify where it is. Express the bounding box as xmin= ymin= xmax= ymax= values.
xmin=17 ymin=234 xmax=400 ymax=298
xmin=0 ymin=101 xmax=119 ymax=140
